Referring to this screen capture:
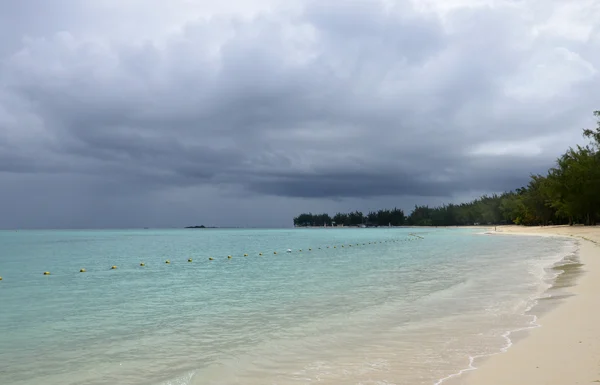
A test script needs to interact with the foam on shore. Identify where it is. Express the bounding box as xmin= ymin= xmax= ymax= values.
xmin=446 ymin=225 xmax=600 ymax=385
